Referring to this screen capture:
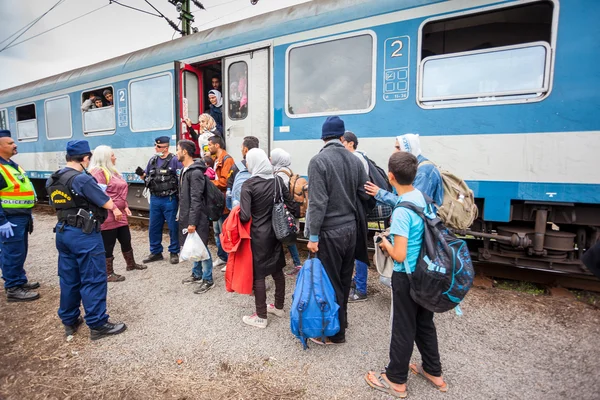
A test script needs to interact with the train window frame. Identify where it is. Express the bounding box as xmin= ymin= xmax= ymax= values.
xmin=44 ymin=95 xmax=73 ymax=141
xmin=227 ymin=61 xmax=249 ymax=121
xmin=15 ymin=103 xmax=38 ymax=142
xmin=416 ymin=0 xmax=559 ymax=109
xmin=0 ymin=109 xmax=8 ymax=131
xmin=81 ymin=85 xmax=116 ymax=136
xmin=128 ymin=72 xmax=174 ymax=133
xmin=285 ymin=30 xmax=377 ymax=119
